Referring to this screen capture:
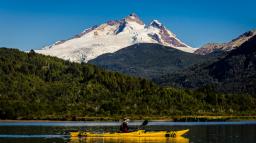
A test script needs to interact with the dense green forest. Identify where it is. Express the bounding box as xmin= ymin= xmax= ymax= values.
xmin=0 ymin=48 xmax=256 ymax=120
xmin=155 ymin=35 xmax=256 ymax=94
